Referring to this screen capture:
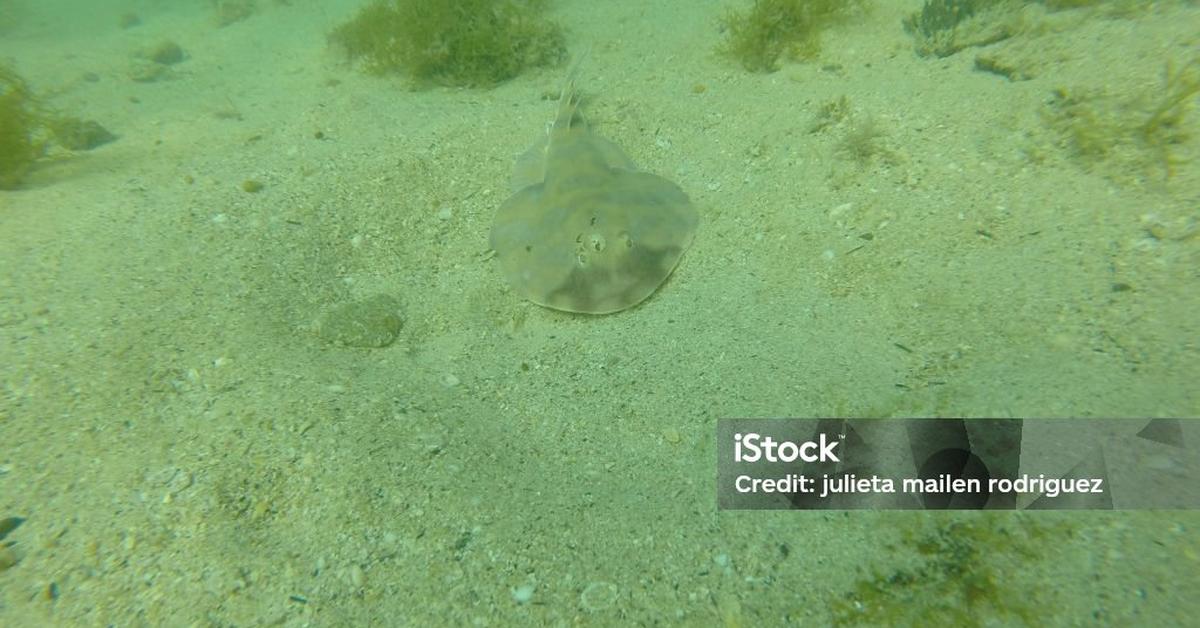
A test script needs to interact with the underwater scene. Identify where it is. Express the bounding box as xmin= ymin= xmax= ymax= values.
xmin=1 ymin=0 xmax=1198 ymax=625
